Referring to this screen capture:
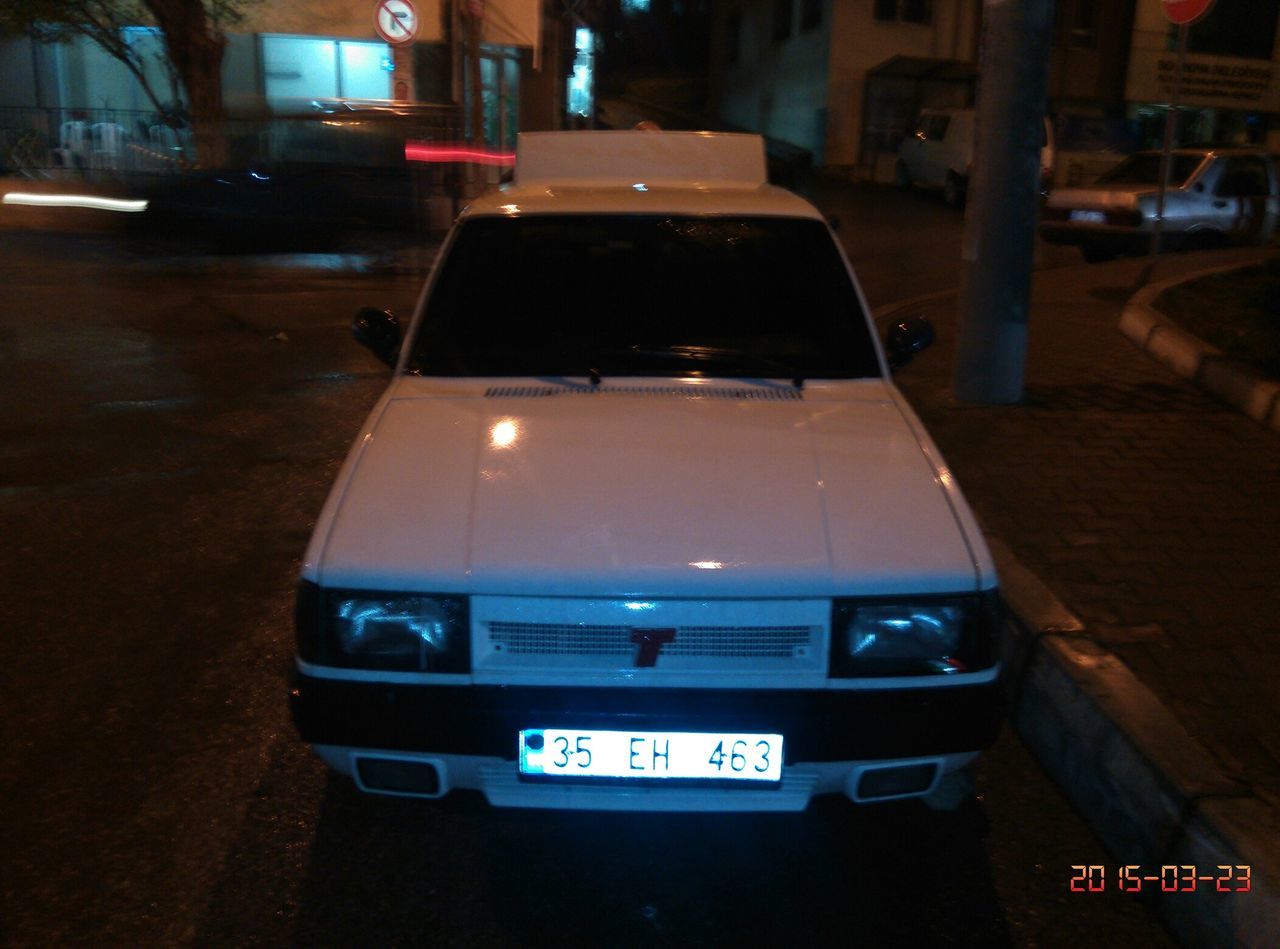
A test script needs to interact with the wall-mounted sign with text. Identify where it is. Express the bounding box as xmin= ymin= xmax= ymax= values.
xmin=1127 ymin=47 xmax=1279 ymax=111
